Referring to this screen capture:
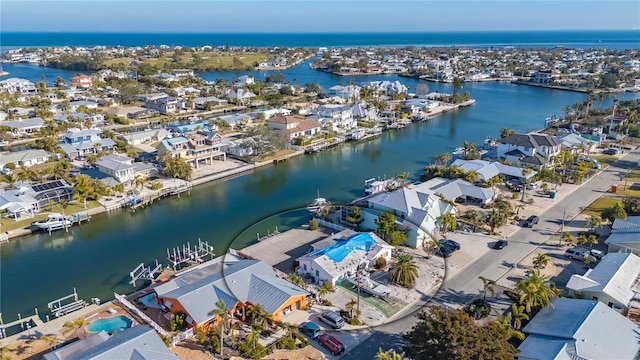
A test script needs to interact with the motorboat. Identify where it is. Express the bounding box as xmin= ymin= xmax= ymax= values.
xmin=32 ymin=213 xmax=73 ymax=230
xmin=307 ymin=190 xmax=329 ymax=213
